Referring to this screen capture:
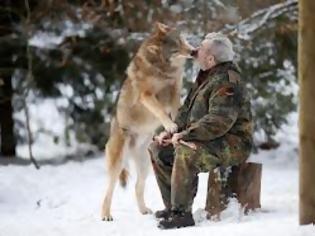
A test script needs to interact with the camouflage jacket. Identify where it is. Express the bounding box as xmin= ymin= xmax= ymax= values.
xmin=175 ymin=61 xmax=253 ymax=161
